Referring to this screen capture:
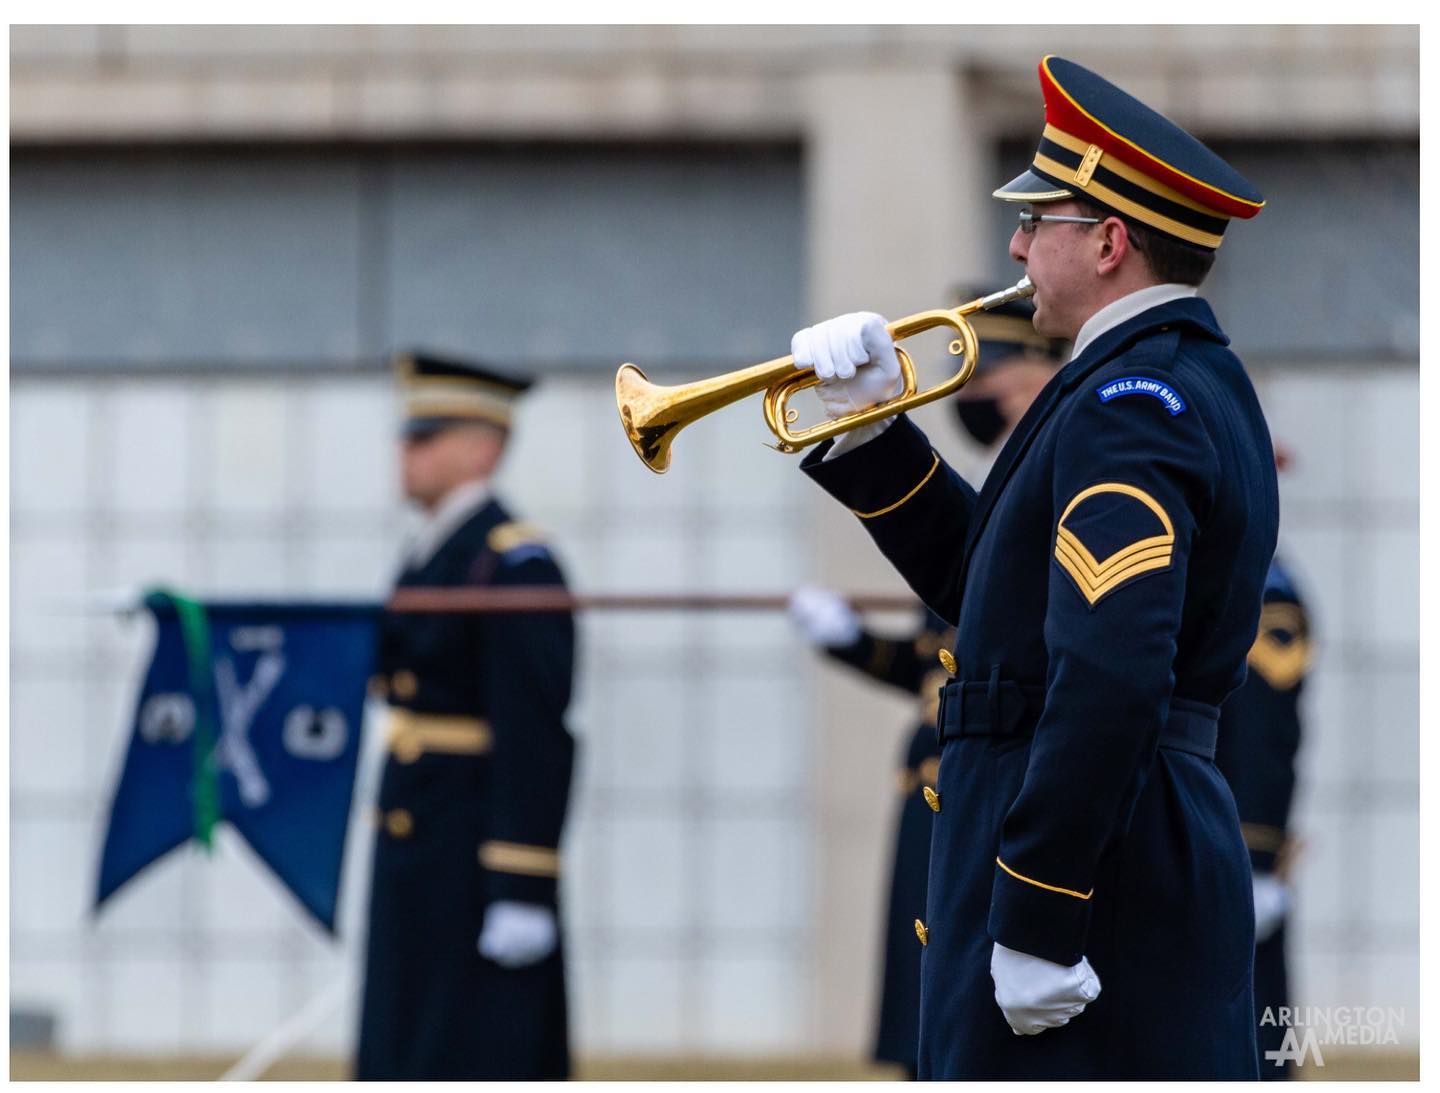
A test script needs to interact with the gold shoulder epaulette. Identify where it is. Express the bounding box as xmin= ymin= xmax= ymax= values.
xmin=487 ymin=521 xmax=548 ymax=556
